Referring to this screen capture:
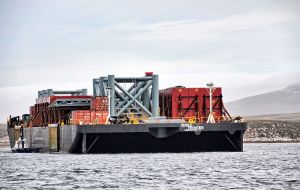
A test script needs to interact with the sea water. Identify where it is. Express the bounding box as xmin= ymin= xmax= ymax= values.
xmin=0 ymin=143 xmax=299 ymax=189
